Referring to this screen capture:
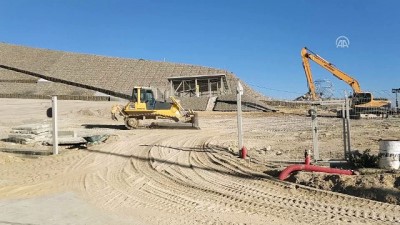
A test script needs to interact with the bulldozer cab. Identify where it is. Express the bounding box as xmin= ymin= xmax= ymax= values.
xmin=132 ymin=87 xmax=156 ymax=110
xmin=352 ymin=92 xmax=372 ymax=106
xmin=130 ymin=87 xmax=173 ymax=110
